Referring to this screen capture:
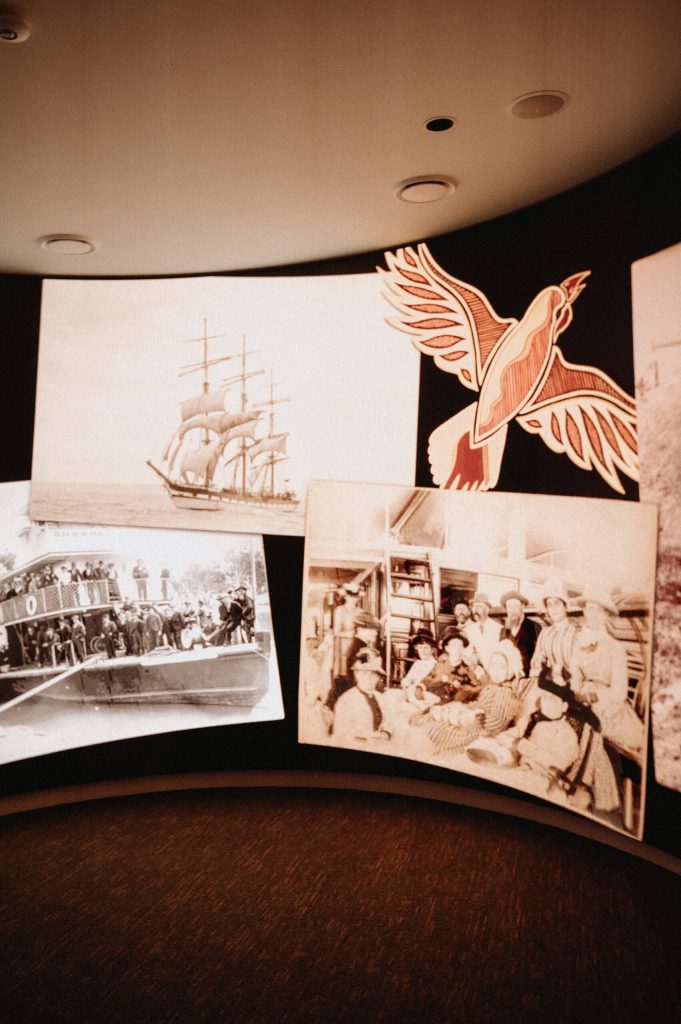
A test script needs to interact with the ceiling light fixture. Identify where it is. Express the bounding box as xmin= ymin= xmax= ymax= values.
xmin=395 ymin=176 xmax=457 ymax=204
xmin=0 ymin=13 xmax=30 ymax=42
xmin=509 ymin=90 xmax=568 ymax=119
xmin=40 ymin=235 xmax=96 ymax=255
xmin=424 ymin=116 xmax=456 ymax=133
